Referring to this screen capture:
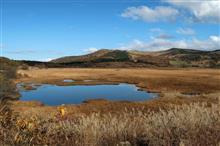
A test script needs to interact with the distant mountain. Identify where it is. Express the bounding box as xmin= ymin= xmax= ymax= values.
xmin=51 ymin=49 xmax=130 ymax=63
xmin=51 ymin=48 xmax=220 ymax=68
